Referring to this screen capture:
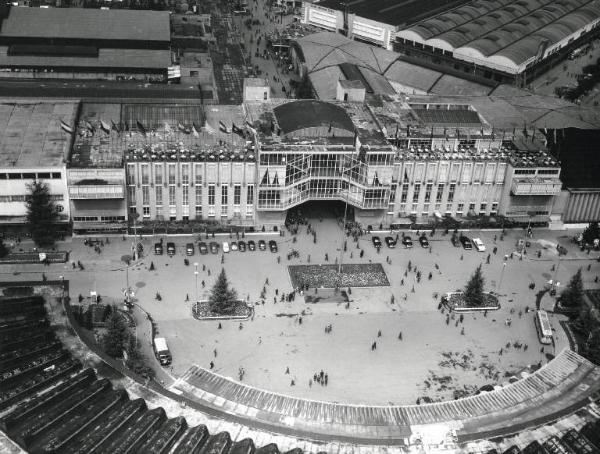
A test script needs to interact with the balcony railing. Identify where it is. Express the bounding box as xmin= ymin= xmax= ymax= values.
xmin=511 ymin=178 xmax=561 ymax=196
xmin=69 ymin=185 xmax=124 ymax=199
